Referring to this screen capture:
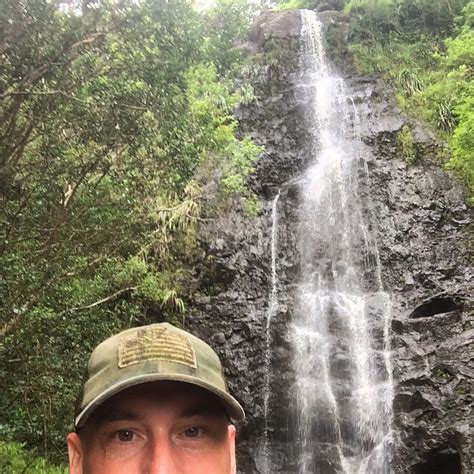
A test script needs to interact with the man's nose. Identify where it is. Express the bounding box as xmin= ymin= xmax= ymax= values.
xmin=145 ymin=437 xmax=181 ymax=474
